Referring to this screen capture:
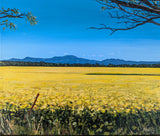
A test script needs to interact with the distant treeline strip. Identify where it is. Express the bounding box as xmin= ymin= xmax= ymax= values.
xmin=1 ymin=61 xmax=160 ymax=68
